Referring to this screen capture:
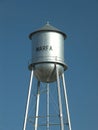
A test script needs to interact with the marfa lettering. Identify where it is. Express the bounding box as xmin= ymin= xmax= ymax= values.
xmin=36 ymin=45 xmax=53 ymax=51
